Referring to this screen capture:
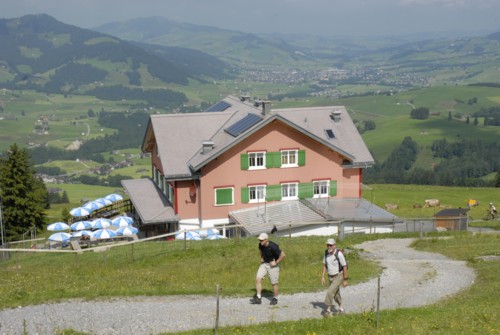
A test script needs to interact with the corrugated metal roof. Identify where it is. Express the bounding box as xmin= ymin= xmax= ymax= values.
xmin=309 ymin=198 xmax=403 ymax=223
xmin=229 ymin=200 xmax=329 ymax=236
xmin=229 ymin=198 xmax=402 ymax=237
xmin=121 ymin=178 xmax=179 ymax=224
